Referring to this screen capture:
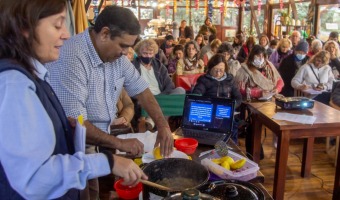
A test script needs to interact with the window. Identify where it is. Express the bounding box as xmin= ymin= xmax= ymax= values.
xmin=174 ymin=8 xmax=190 ymax=25
xmin=223 ymin=8 xmax=239 ymax=27
xmin=318 ymin=4 xmax=340 ymax=42
xmin=191 ymin=8 xmax=206 ymax=35
xmin=140 ymin=8 xmax=153 ymax=20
